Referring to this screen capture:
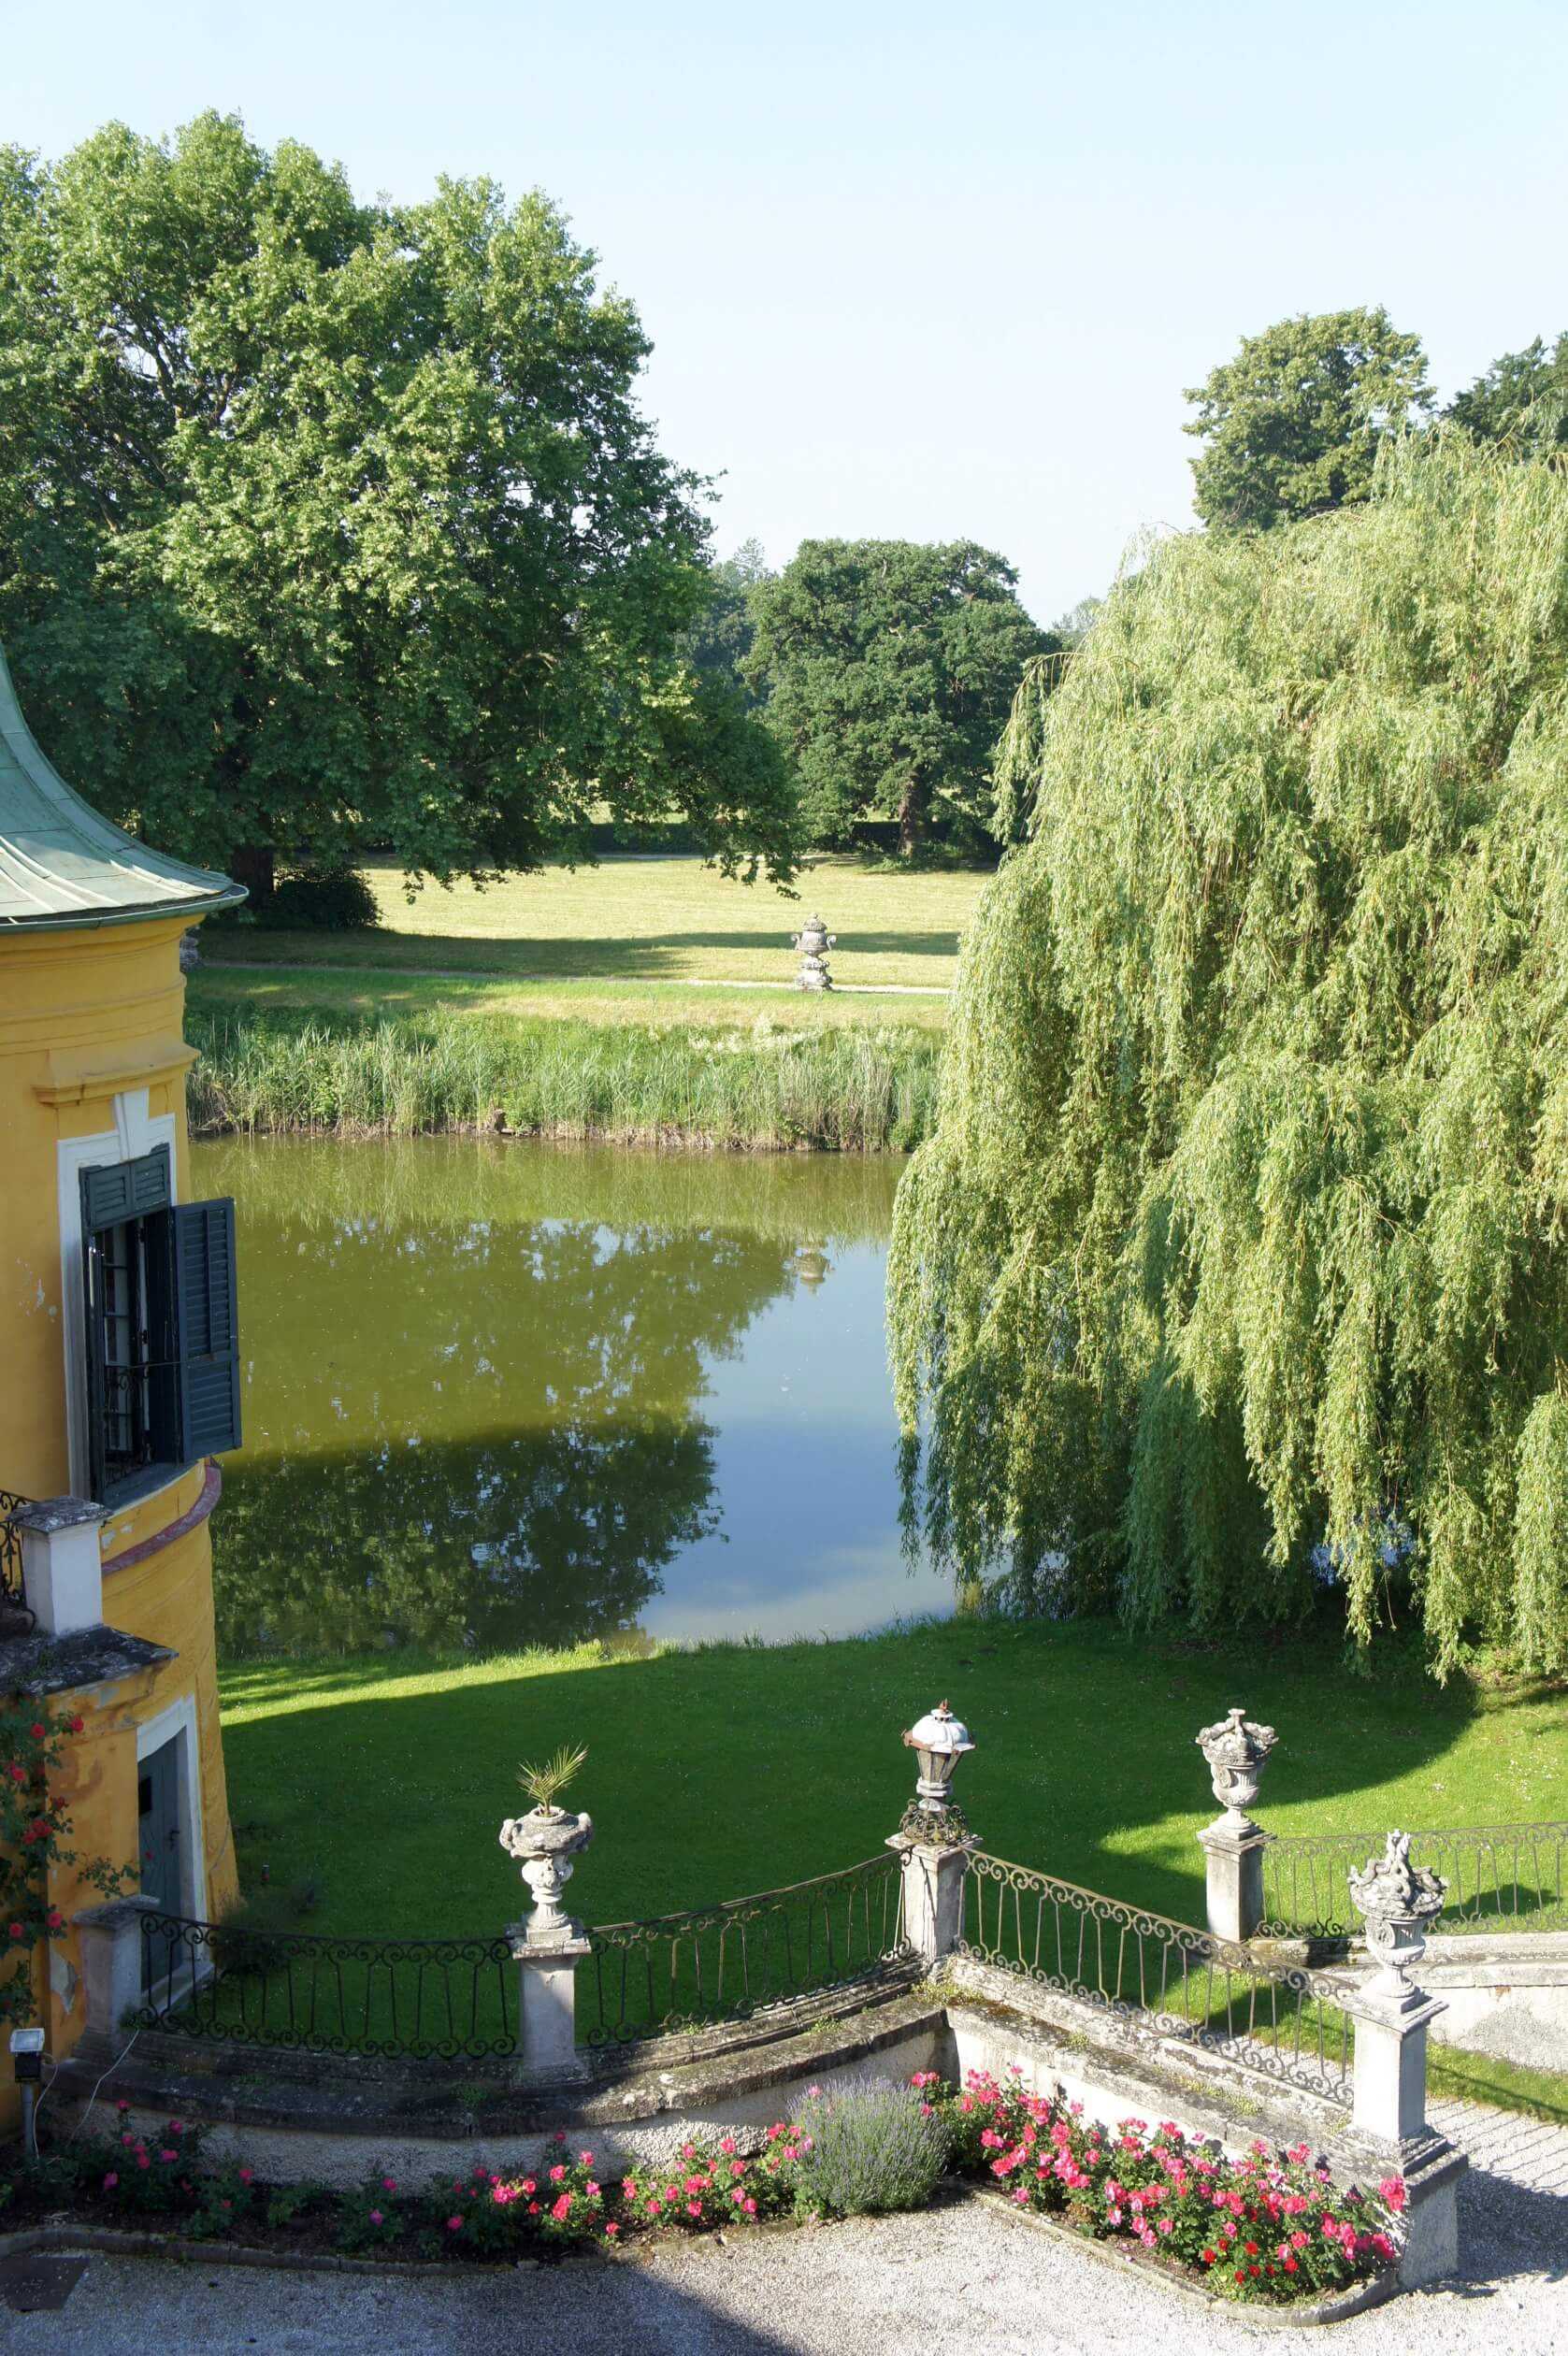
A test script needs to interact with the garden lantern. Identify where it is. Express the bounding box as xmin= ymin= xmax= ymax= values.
xmin=901 ymin=1699 xmax=974 ymax=1815
xmin=10 ymin=2026 xmax=43 ymax=2158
